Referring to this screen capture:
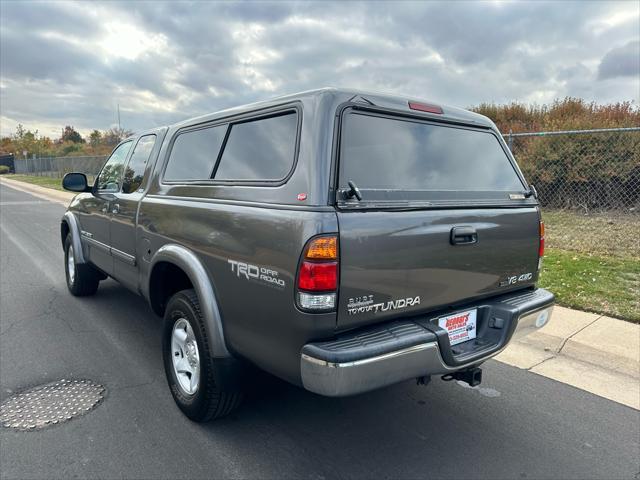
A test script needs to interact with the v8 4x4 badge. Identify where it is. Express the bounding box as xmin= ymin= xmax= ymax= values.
xmin=500 ymin=272 xmax=533 ymax=287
